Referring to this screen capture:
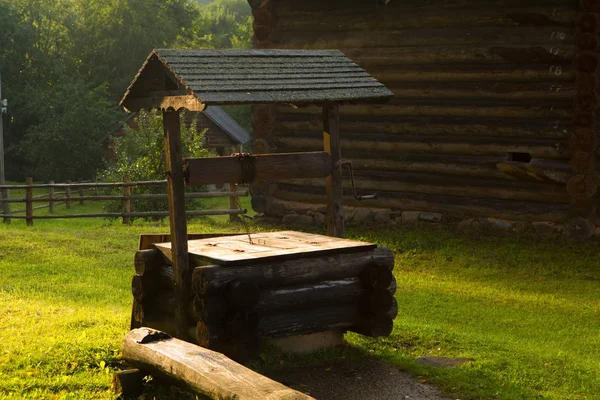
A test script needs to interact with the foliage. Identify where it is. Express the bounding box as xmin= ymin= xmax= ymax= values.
xmin=0 ymin=0 xmax=252 ymax=182
xmin=178 ymin=0 xmax=253 ymax=49
xmin=99 ymin=110 xmax=215 ymax=219
xmin=17 ymin=81 xmax=120 ymax=182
